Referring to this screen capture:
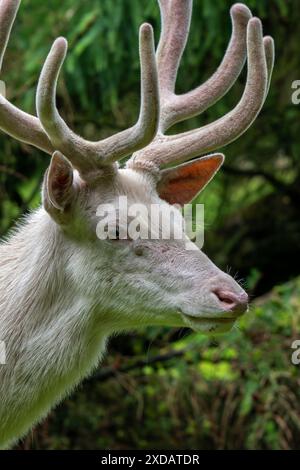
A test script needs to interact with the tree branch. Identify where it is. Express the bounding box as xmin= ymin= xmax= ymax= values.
xmin=222 ymin=164 xmax=298 ymax=199
xmin=88 ymin=348 xmax=189 ymax=383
